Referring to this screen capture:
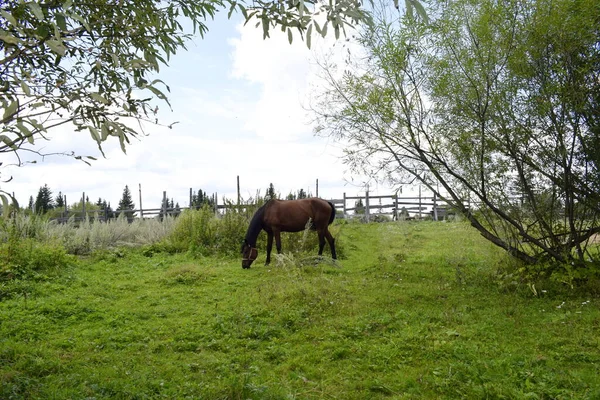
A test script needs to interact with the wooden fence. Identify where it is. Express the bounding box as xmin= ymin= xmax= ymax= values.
xmin=51 ymin=189 xmax=464 ymax=223
xmin=330 ymin=191 xmax=464 ymax=221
